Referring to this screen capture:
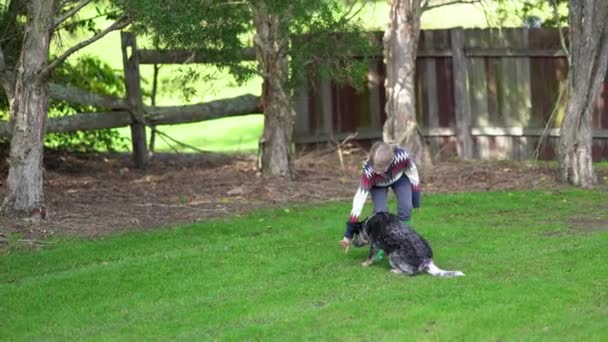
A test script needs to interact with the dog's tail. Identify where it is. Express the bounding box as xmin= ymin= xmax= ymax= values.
xmin=424 ymin=260 xmax=464 ymax=278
